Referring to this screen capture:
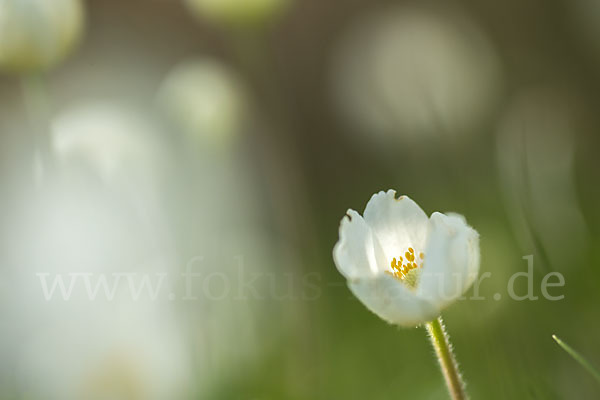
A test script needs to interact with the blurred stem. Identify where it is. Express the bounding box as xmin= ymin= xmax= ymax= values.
xmin=553 ymin=334 xmax=600 ymax=385
xmin=425 ymin=317 xmax=468 ymax=400
xmin=20 ymin=74 xmax=53 ymax=181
